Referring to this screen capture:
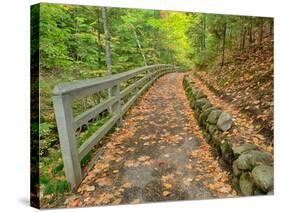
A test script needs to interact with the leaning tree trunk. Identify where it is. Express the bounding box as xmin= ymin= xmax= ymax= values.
xmin=133 ymin=28 xmax=147 ymax=66
xmin=221 ymin=22 xmax=227 ymax=68
xmin=102 ymin=7 xmax=112 ymax=75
